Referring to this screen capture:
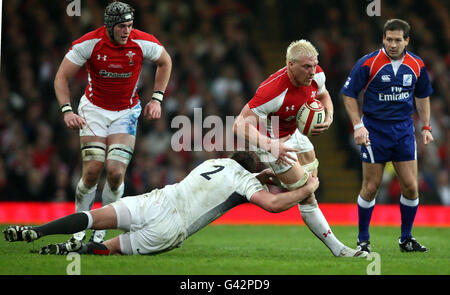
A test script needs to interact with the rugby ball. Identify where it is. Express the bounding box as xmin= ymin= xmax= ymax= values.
xmin=296 ymin=99 xmax=325 ymax=137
